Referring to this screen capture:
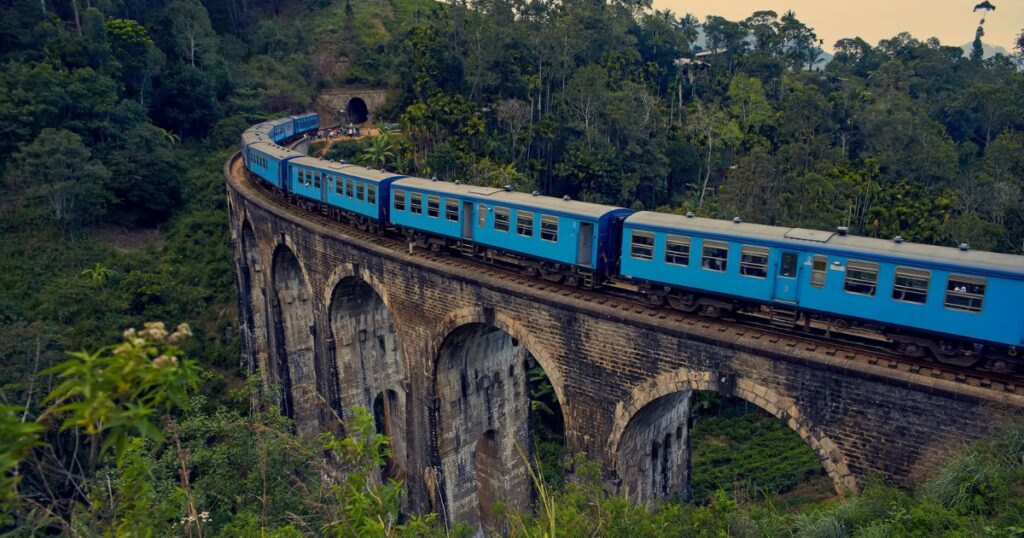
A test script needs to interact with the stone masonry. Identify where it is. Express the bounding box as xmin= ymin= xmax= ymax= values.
xmin=226 ymin=155 xmax=1024 ymax=531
